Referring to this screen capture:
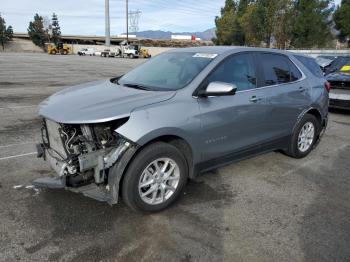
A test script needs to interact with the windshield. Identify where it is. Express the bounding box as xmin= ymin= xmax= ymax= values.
xmin=118 ymin=52 xmax=215 ymax=91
